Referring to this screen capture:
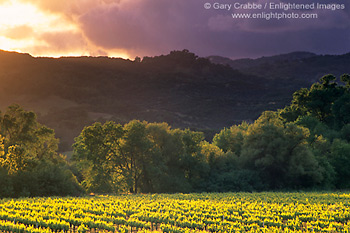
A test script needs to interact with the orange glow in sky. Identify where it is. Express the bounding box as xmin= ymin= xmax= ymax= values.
xmin=2 ymin=0 xmax=348 ymax=59
xmin=0 ymin=0 xmax=130 ymax=58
